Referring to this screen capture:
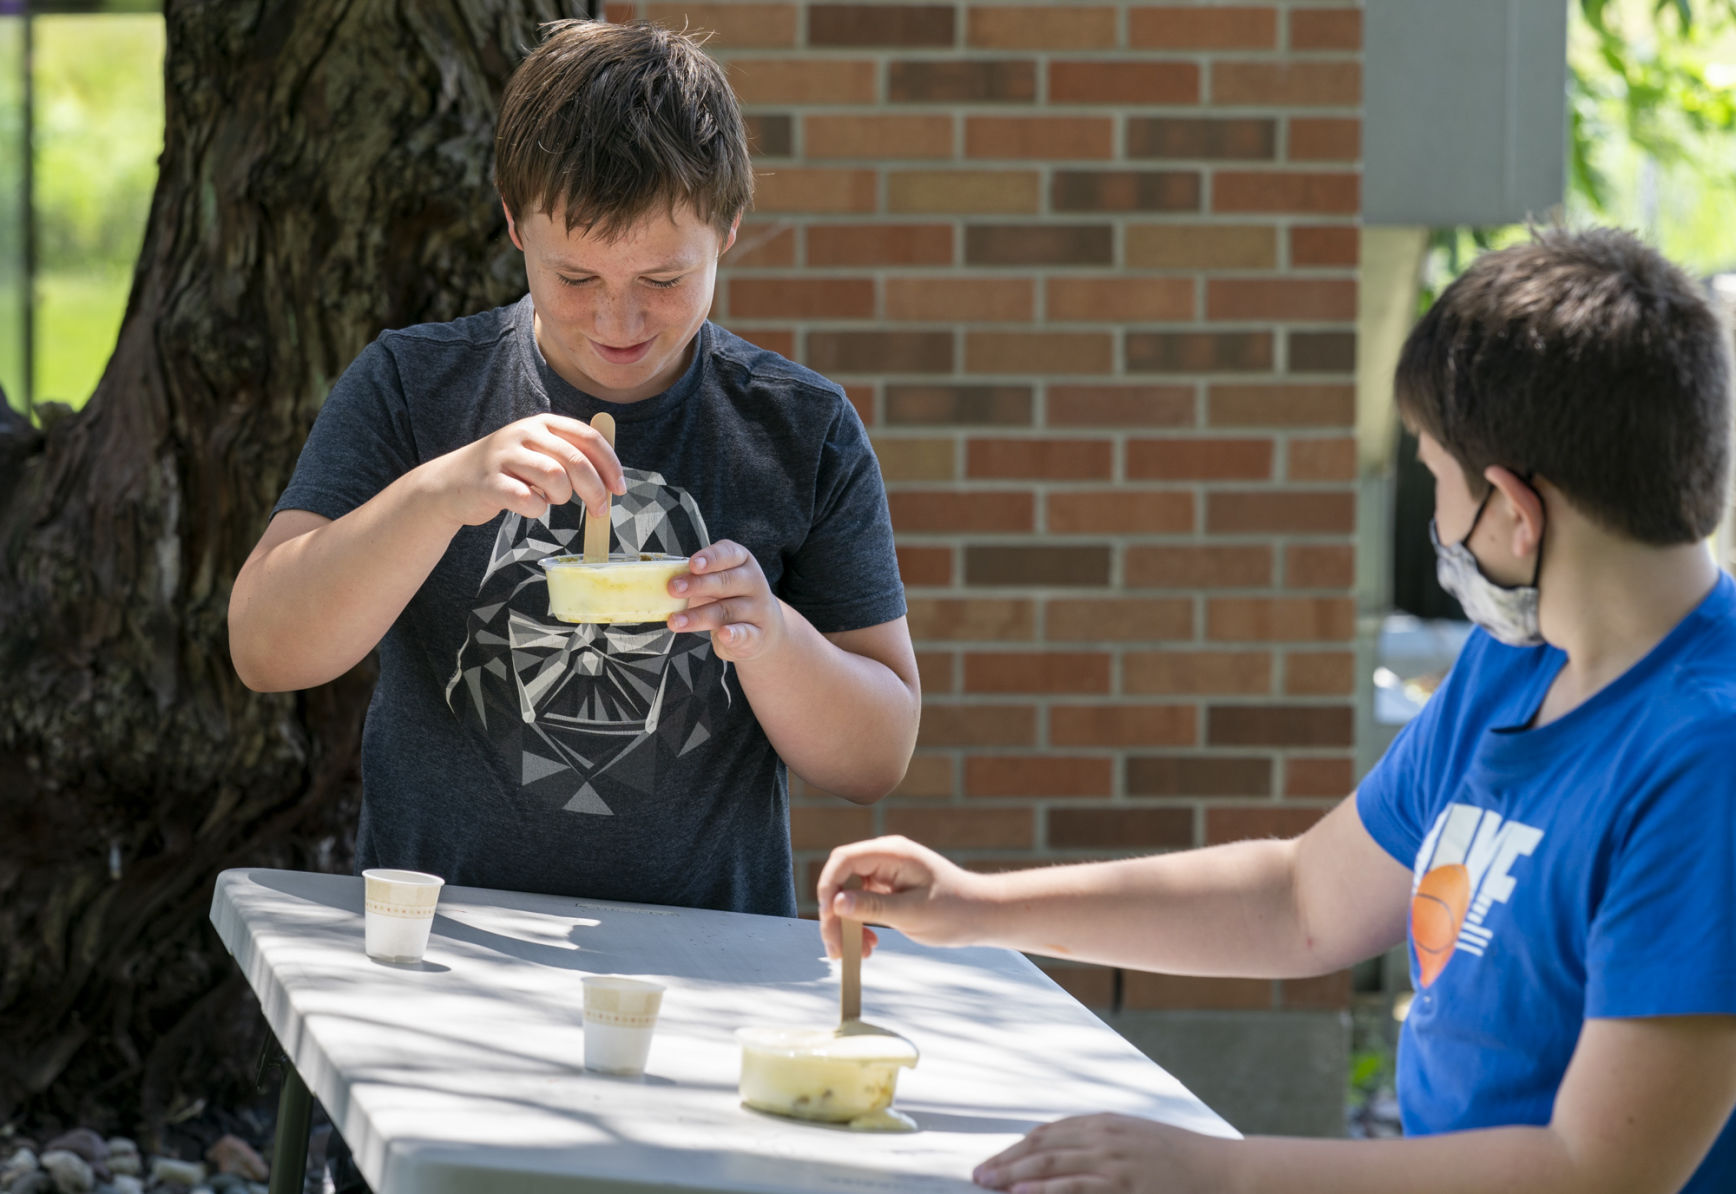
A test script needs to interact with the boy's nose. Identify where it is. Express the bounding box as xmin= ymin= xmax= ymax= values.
xmin=592 ymin=291 xmax=646 ymax=343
